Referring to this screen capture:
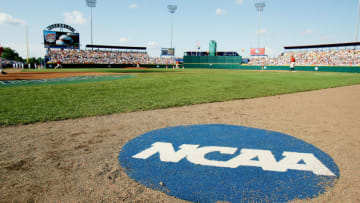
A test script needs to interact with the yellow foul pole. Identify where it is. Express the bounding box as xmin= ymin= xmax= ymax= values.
xmin=26 ymin=24 xmax=29 ymax=63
